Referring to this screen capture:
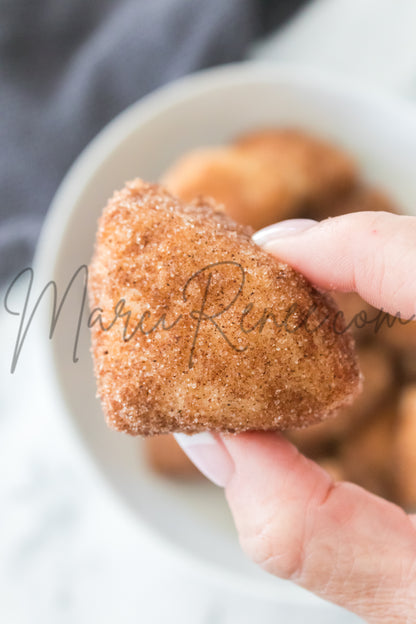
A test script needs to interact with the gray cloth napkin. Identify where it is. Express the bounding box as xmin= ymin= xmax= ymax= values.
xmin=0 ymin=0 xmax=306 ymax=287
